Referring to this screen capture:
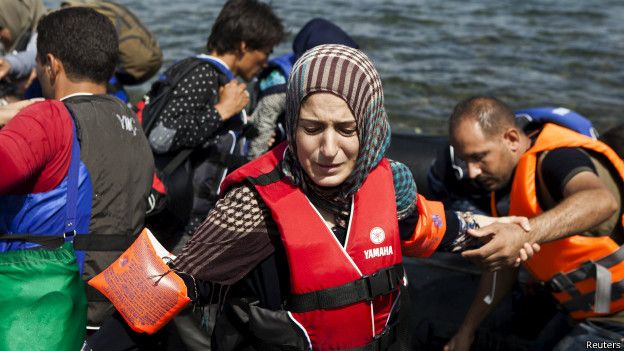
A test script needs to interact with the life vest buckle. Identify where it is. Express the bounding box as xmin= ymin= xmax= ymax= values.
xmin=363 ymin=271 xmax=392 ymax=301
xmin=63 ymin=230 xmax=77 ymax=242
